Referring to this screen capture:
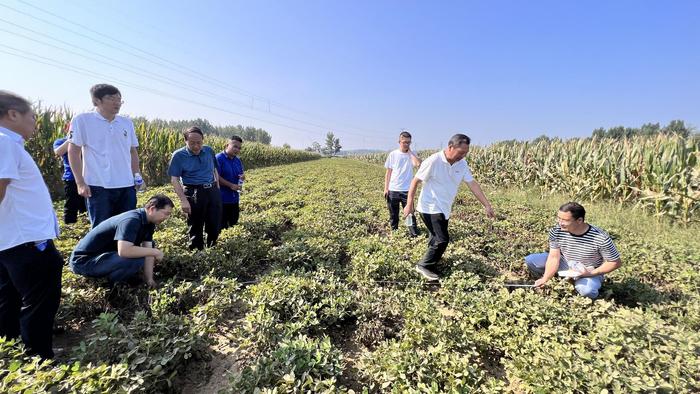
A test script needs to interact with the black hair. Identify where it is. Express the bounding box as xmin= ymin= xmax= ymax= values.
xmin=559 ymin=201 xmax=586 ymax=220
xmin=144 ymin=194 xmax=174 ymax=210
xmin=0 ymin=90 xmax=31 ymax=117
xmin=90 ymin=84 xmax=121 ymax=101
xmin=183 ymin=126 xmax=204 ymax=140
xmin=399 ymin=131 xmax=412 ymax=139
xmin=230 ymin=135 xmax=243 ymax=143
